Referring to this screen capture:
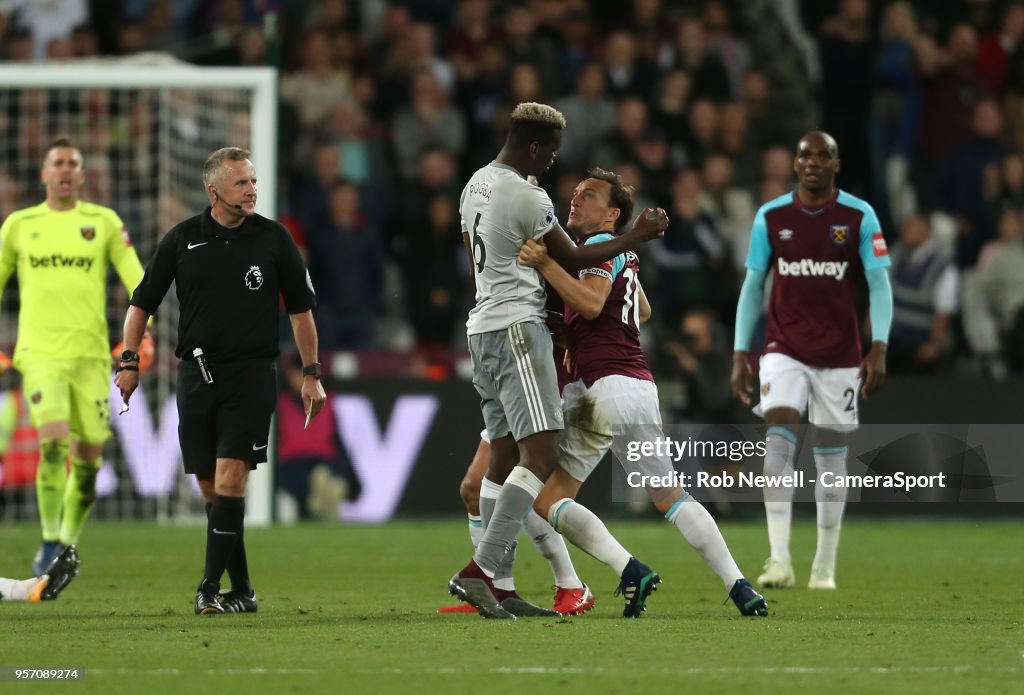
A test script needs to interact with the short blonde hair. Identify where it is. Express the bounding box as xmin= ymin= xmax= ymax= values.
xmin=203 ymin=146 xmax=251 ymax=186
xmin=507 ymin=103 xmax=566 ymax=147
xmin=510 ymin=102 xmax=566 ymax=129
